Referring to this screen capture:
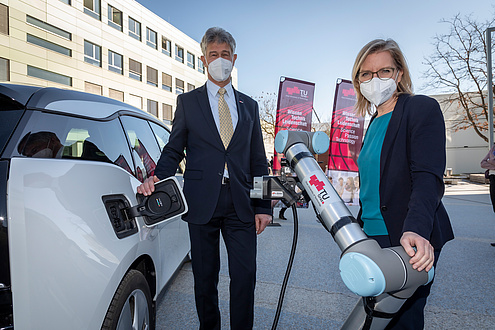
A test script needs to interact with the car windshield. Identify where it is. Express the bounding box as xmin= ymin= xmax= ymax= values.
xmin=0 ymin=94 xmax=25 ymax=156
